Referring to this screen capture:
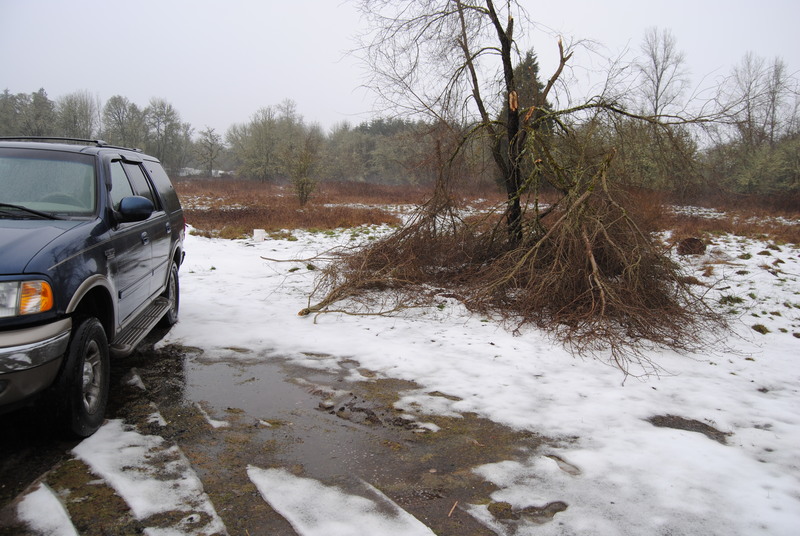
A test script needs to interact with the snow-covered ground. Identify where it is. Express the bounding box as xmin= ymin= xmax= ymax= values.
xmin=17 ymin=221 xmax=800 ymax=535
